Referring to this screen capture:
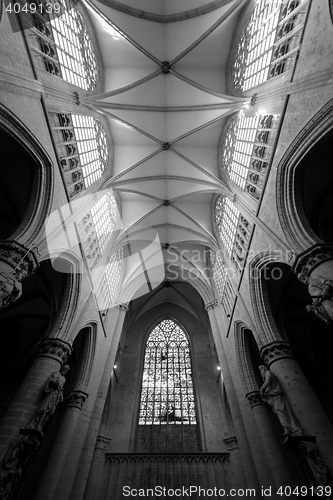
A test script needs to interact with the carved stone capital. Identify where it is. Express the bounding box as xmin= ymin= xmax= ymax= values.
xmin=223 ymin=436 xmax=239 ymax=451
xmin=37 ymin=338 xmax=73 ymax=365
xmin=95 ymin=435 xmax=111 ymax=451
xmin=246 ymin=391 xmax=266 ymax=408
xmin=67 ymin=390 xmax=88 ymax=410
xmin=0 ymin=240 xmax=39 ymax=310
xmin=205 ymin=300 xmax=218 ymax=311
xmin=260 ymin=341 xmax=294 ymax=367
xmin=292 ymin=244 xmax=333 ymax=277
xmin=116 ymin=303 xmax=128 ymax=312
xmin=292 ymin=244 xmax=333 ymax=325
